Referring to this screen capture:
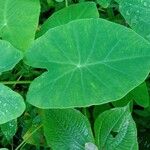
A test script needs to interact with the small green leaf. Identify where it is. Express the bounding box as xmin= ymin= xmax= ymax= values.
xmin=37 ymin=2 xmax=99 ymax=36
xmin=94 ymin=106 xmax=138 ymax=150
xmin=0 ymin=148 xmax=9 ymax=150
xmin=97 ymin=0 xmax=112 ymax=8
xmin=25 ymin=18 xmax=150 ymax=109
xmin=116 ymin=0 xmax=150 ymax=42
xmin=0 ymin=119 xmax=17 ymax=141
xmin=0 ymin=0 xmax=40 ymax=51
xmin=42 ymin=109 xmax=94 ymax=150
xmin=0 ymin=40 xmax=25 ymax=124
